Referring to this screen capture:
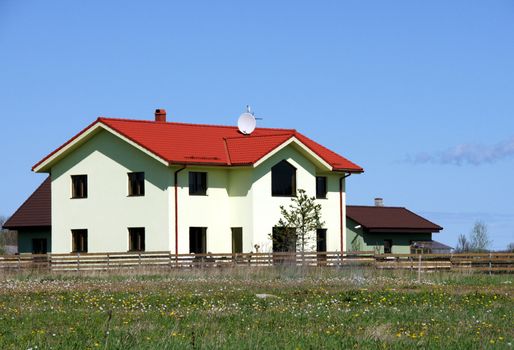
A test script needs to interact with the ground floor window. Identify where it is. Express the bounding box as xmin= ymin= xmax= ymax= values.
xmin=72 ymin=229 xmax=88 ymax=253
xmin=272 ymin=227 xmax=297 ymax=253
xmin=128 ymin=227 xmax=145 ymax=252
xmin=384 ymin=239 xmax=393 ymax=254
xmin=316 ymin=229 xmax=327 ymax=252
xmin=32 ymin=238 xmax=48 ymax=254
xmin=189 ymin=227 xmax=207 ymax=254
xmin=231 ymin=227 xmax=243 ymax=254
